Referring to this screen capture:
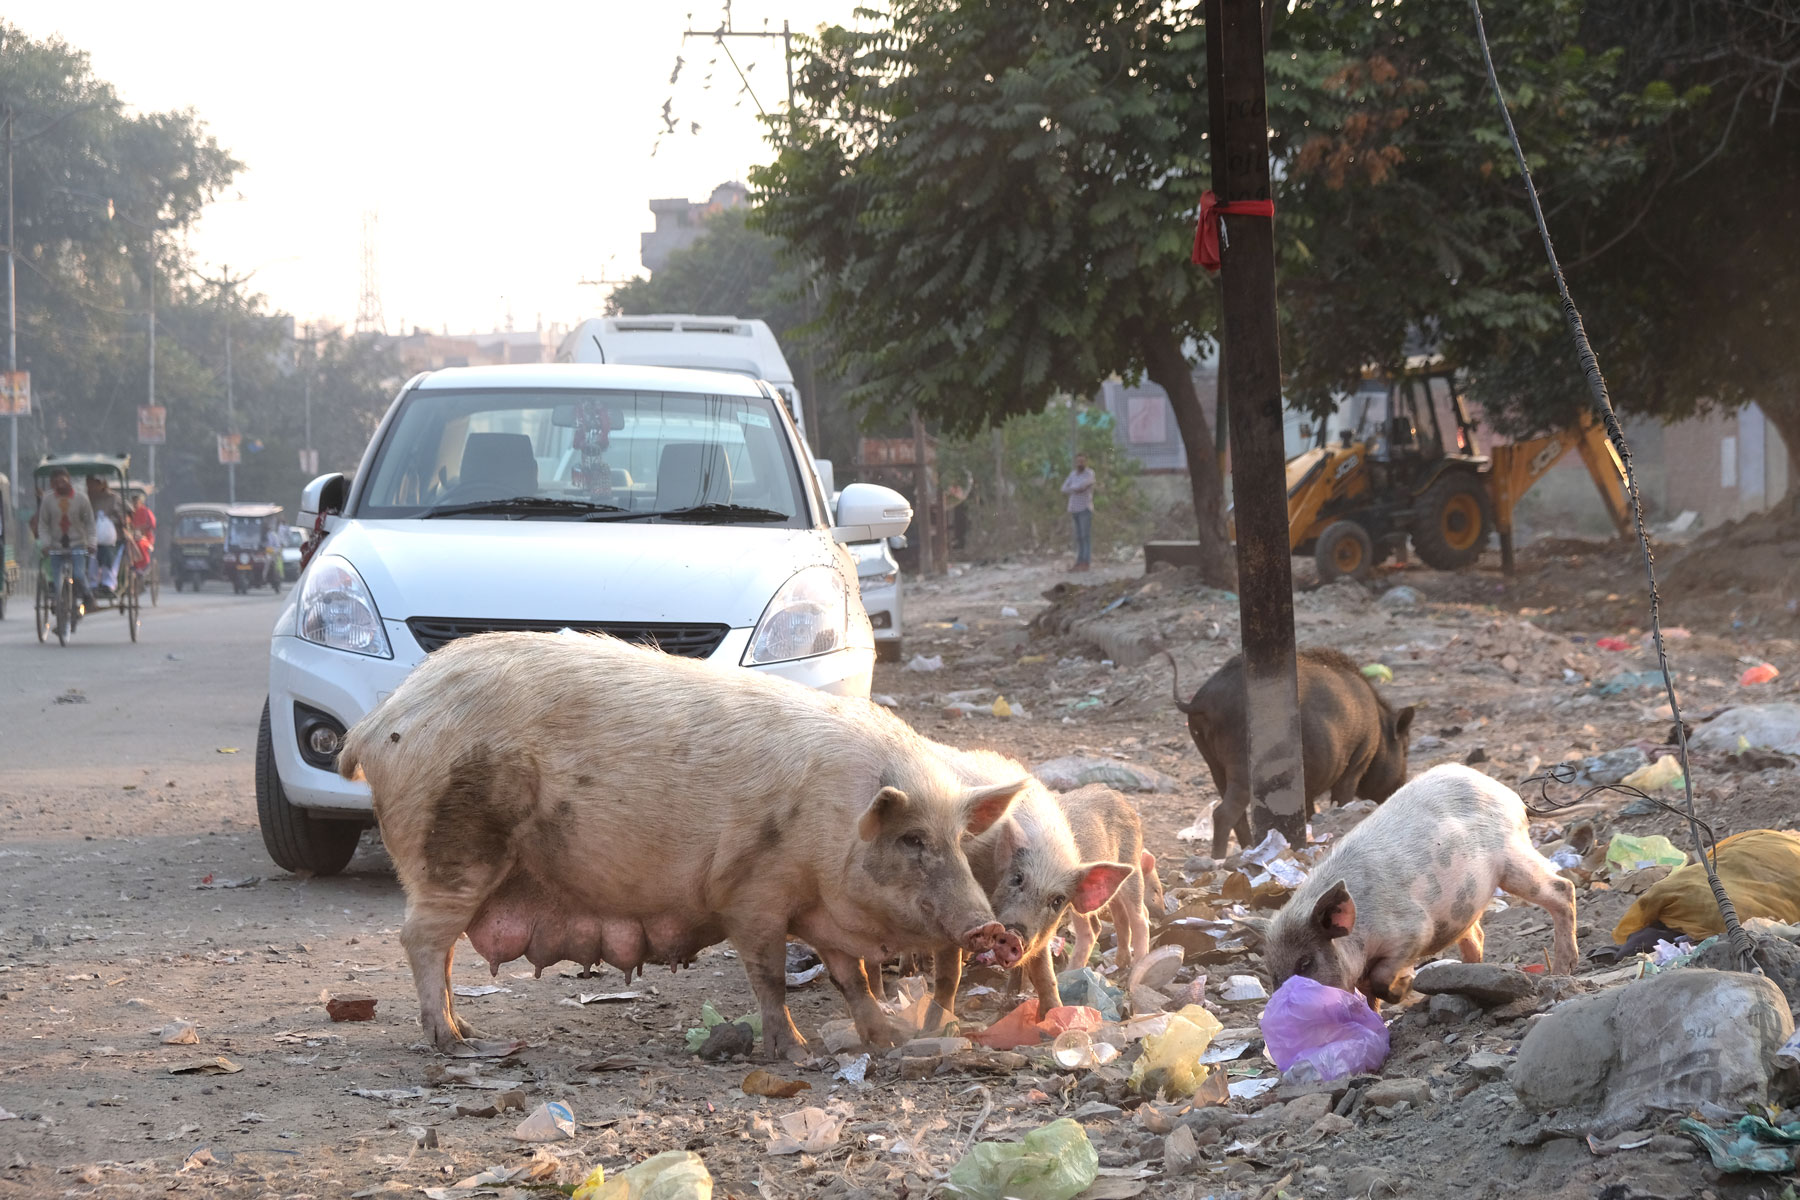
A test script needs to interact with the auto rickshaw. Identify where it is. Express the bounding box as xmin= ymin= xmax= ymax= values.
xmin=32 ymin=453 xmax=142 ymax=645
xmin=172 ymin=502 xmax=228 ymax=591
xmin=225 ymin=503 xmax=285 ymax=595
